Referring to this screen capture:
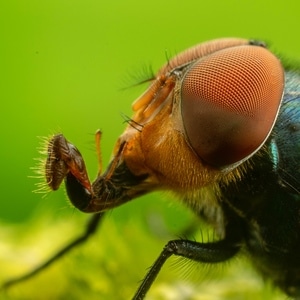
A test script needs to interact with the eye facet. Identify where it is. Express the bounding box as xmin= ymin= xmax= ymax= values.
xmin=180 ymin=44 xmax=284 ymax=168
